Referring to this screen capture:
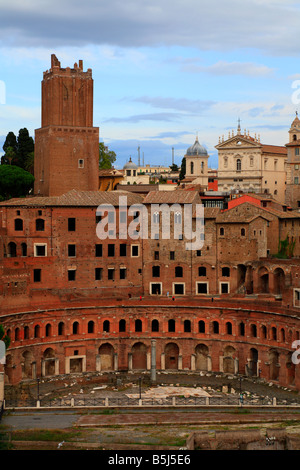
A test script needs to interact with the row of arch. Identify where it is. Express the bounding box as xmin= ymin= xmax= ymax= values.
xmin=6 ymin=342 xmax=293 ymax=385
xmin=7 ymin=317 xmax=298 ymax=346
